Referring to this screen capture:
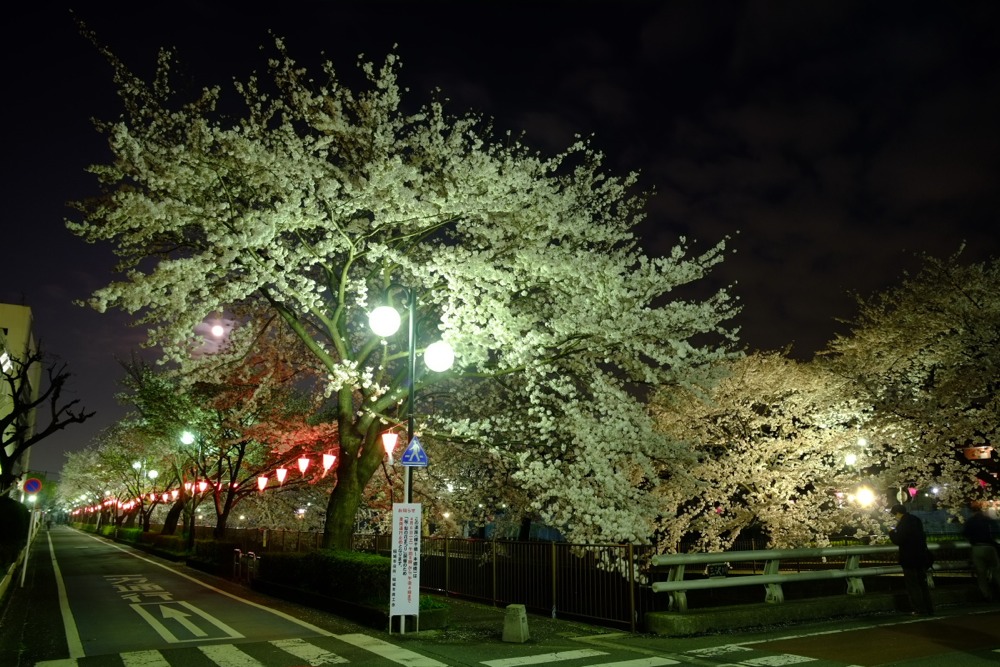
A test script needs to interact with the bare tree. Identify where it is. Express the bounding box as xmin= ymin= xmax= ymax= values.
xmin=0 ymin=347 xmax=95 ymax=493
